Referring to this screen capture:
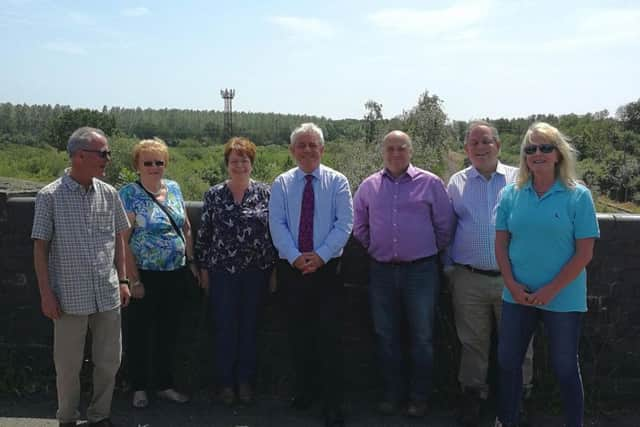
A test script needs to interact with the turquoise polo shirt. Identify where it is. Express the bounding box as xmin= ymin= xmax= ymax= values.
xmin=495 ymin=180 xmax=600 ymax=312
